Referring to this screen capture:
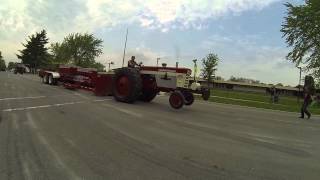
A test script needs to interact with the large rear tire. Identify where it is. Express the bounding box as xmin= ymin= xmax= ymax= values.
xmin=139 ymin=75 xmax=158 ymax=102
xmin=112 ymin=68 xmax=142 ymax=103
xmin=169 ymin=91 xmax=185 ymax=109
xmin=140 ymin=90 xmax=158 ymax=102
